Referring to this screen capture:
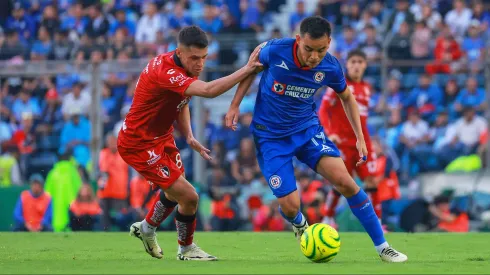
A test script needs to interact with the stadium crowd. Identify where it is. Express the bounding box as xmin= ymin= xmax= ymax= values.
xmin=0 ymin=0 xmax=489 ymax=232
